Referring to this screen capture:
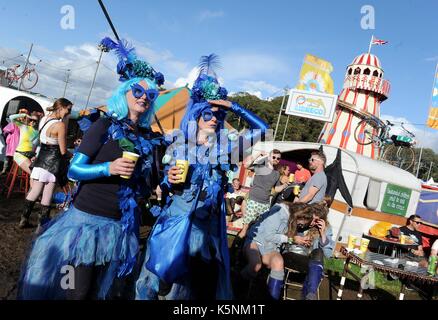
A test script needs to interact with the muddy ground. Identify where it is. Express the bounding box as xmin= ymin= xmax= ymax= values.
xmin=0 ymin=180 xmax=428 ymax=300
